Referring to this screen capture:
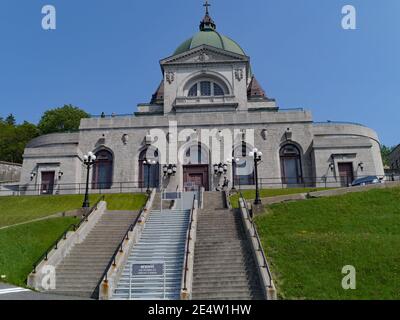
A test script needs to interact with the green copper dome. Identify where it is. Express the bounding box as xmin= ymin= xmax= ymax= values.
xmin=174 ymin=31 xmax=246 ymax=56
xmin=173 ymin=9 xmax=246 ymax=56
